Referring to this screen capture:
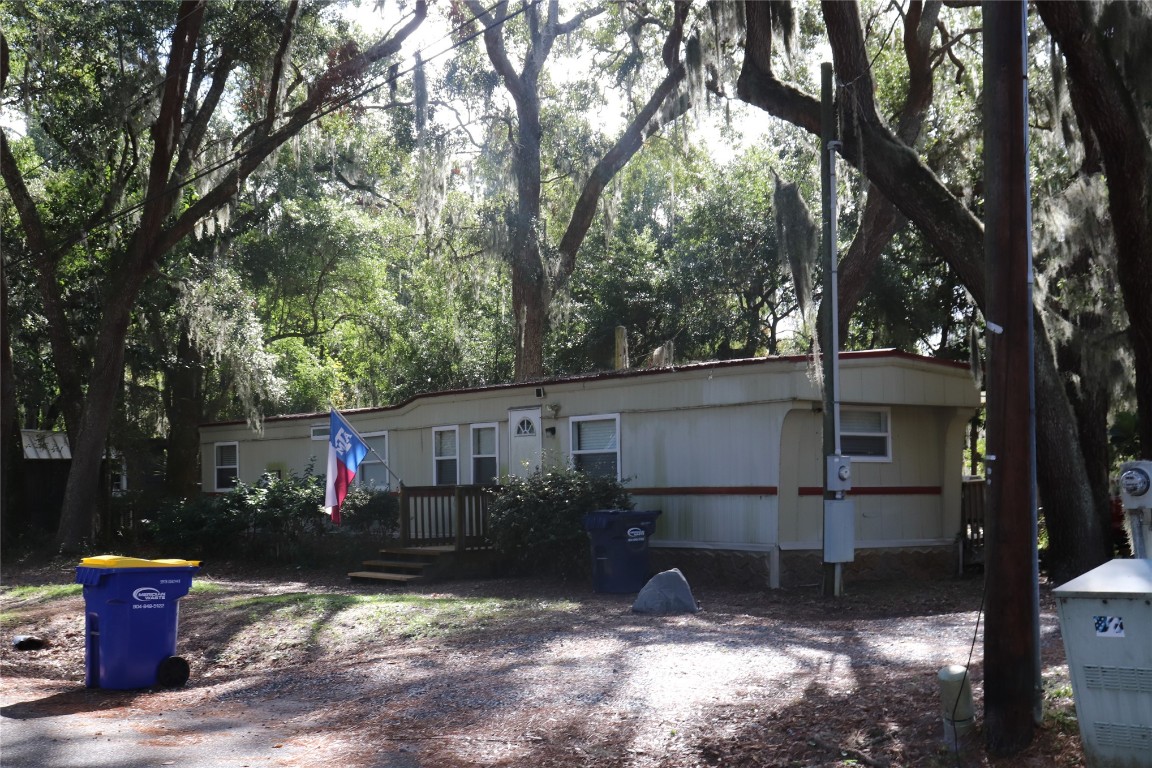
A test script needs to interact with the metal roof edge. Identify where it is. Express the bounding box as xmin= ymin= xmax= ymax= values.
xmin=199 ymin=349 xmax=972 ymax=429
